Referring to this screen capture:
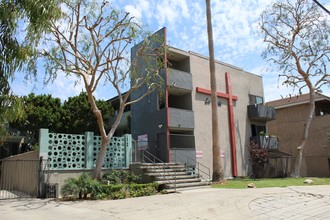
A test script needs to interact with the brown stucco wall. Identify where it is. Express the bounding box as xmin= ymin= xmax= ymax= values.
xmin=267 ymin=104 xmax=330 ymax=177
